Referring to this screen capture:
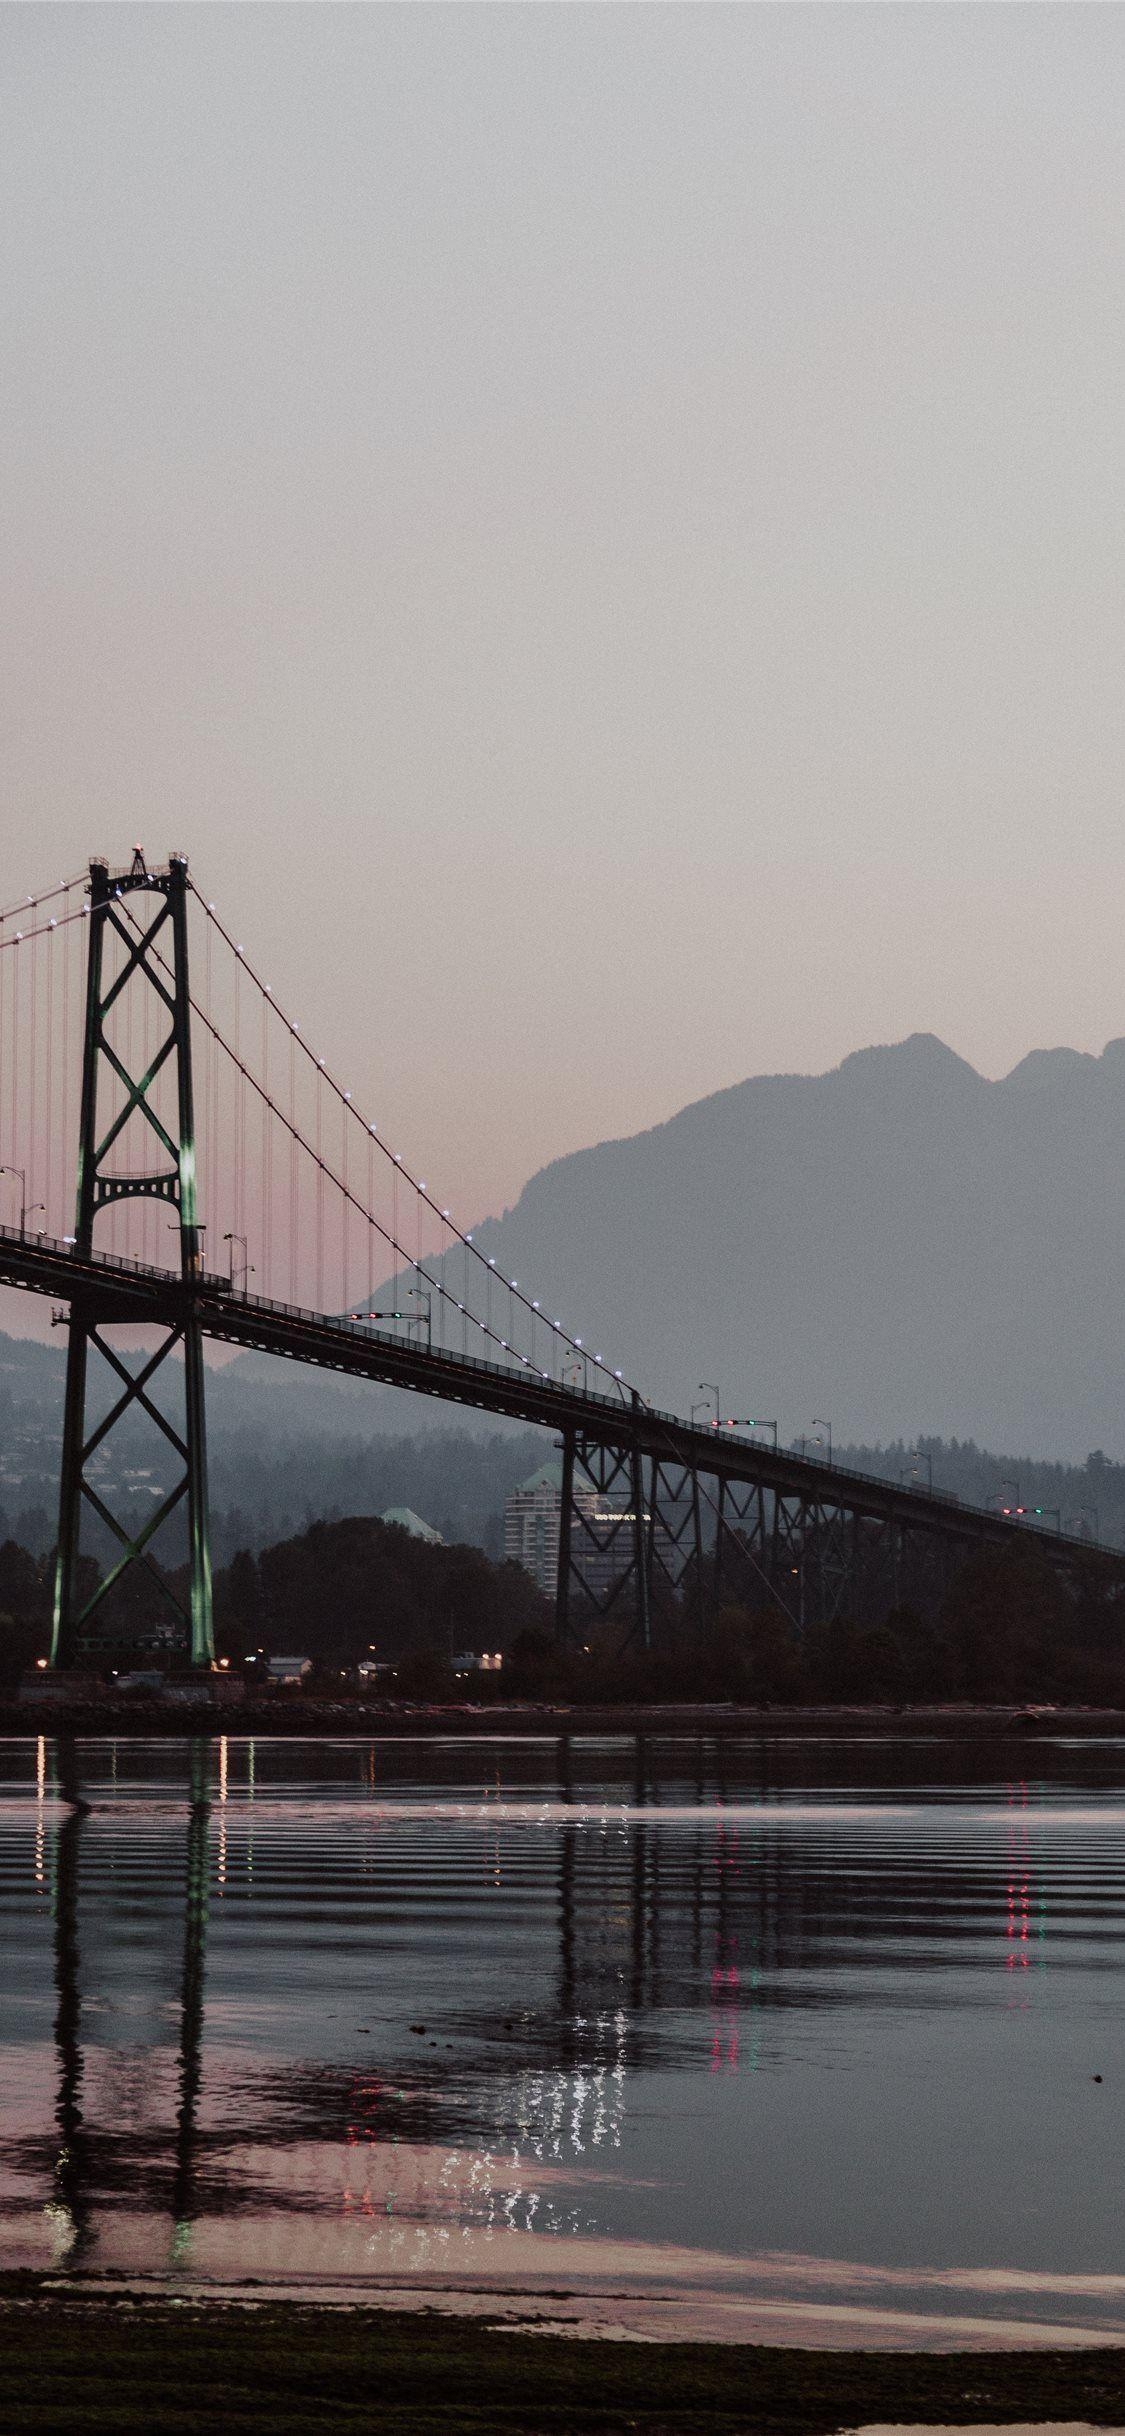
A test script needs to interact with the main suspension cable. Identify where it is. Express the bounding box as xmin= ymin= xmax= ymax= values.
xmin=186 ymin=878 xmax=631 ymax=1395
xmin=0 ymin=872 xmax=87 ymax=928
xmin=0 ymin=903 xmax=90 ymax=952
xmin=119 ymin=896 xmax=627 ymax=1391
